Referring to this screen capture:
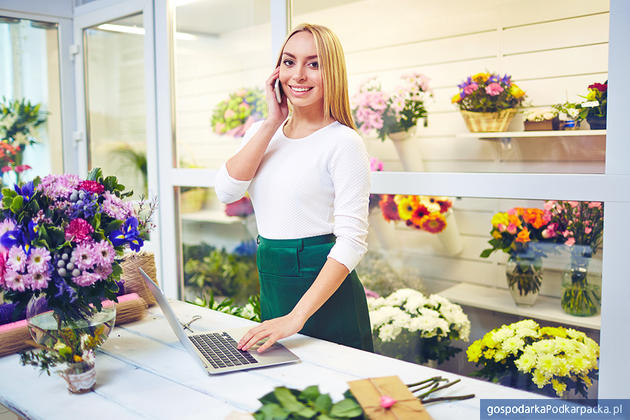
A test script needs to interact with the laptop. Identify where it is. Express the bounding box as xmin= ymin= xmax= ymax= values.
xmin=138 ymin=268 xmax=300 ymax=374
